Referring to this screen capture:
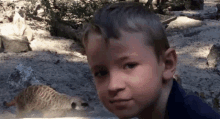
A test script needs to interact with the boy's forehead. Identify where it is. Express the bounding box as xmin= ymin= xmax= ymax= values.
xmin=86 ymin=30 xmax=159 ymax=68
xmin=86 ymin=30 xmax=153 ymax=58
xmin=86 ymin=31 xmax=106 ymax=57
xmin=87 ymin=30 xmax=146 ymax=47
xmin=86 ymin=31 xmax=107 ymax=51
